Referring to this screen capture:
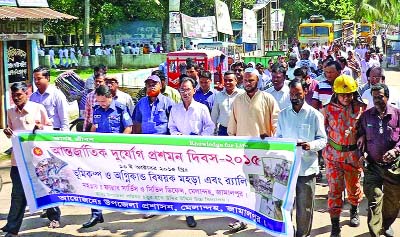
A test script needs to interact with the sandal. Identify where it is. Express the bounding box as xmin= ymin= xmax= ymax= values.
xmin=228 ymin=221 xmax=247 ymax=233
xmin=48 ymin=220 xmax=60 ymax=228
